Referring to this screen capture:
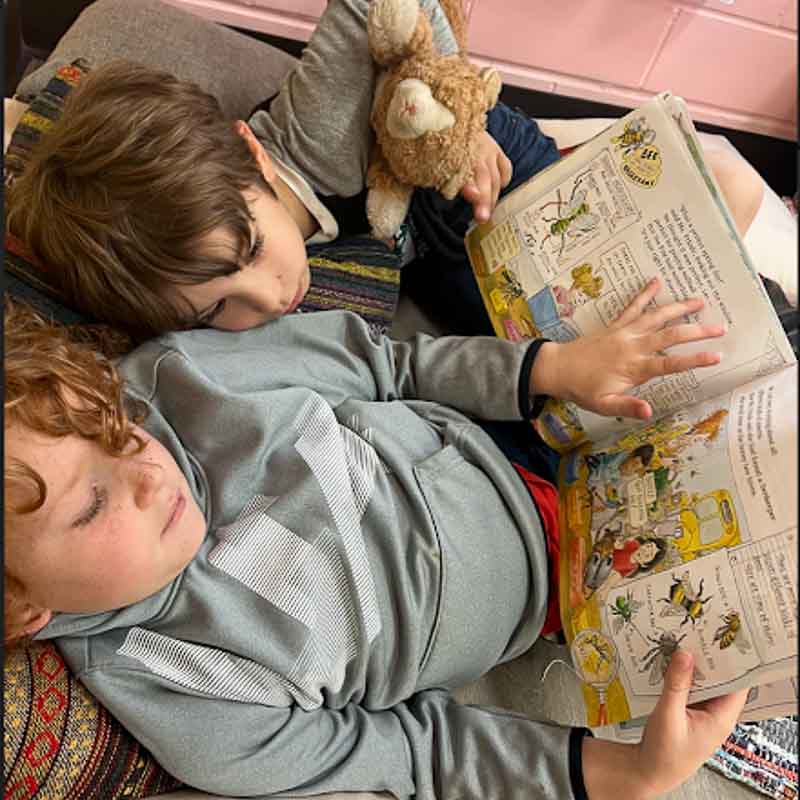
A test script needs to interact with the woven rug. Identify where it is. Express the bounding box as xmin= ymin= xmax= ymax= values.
xmin=707 ymin=717 xmax=798 ymax=800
